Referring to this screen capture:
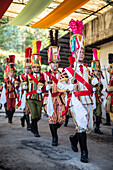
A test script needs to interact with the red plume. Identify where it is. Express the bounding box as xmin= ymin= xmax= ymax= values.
xmin=9 ymin=55 xmax=15 ymax=63
xmin=25 ymin=47 xmax=32 ymax=58
xmin=36 ymin=41 xmax=41 ymax=54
